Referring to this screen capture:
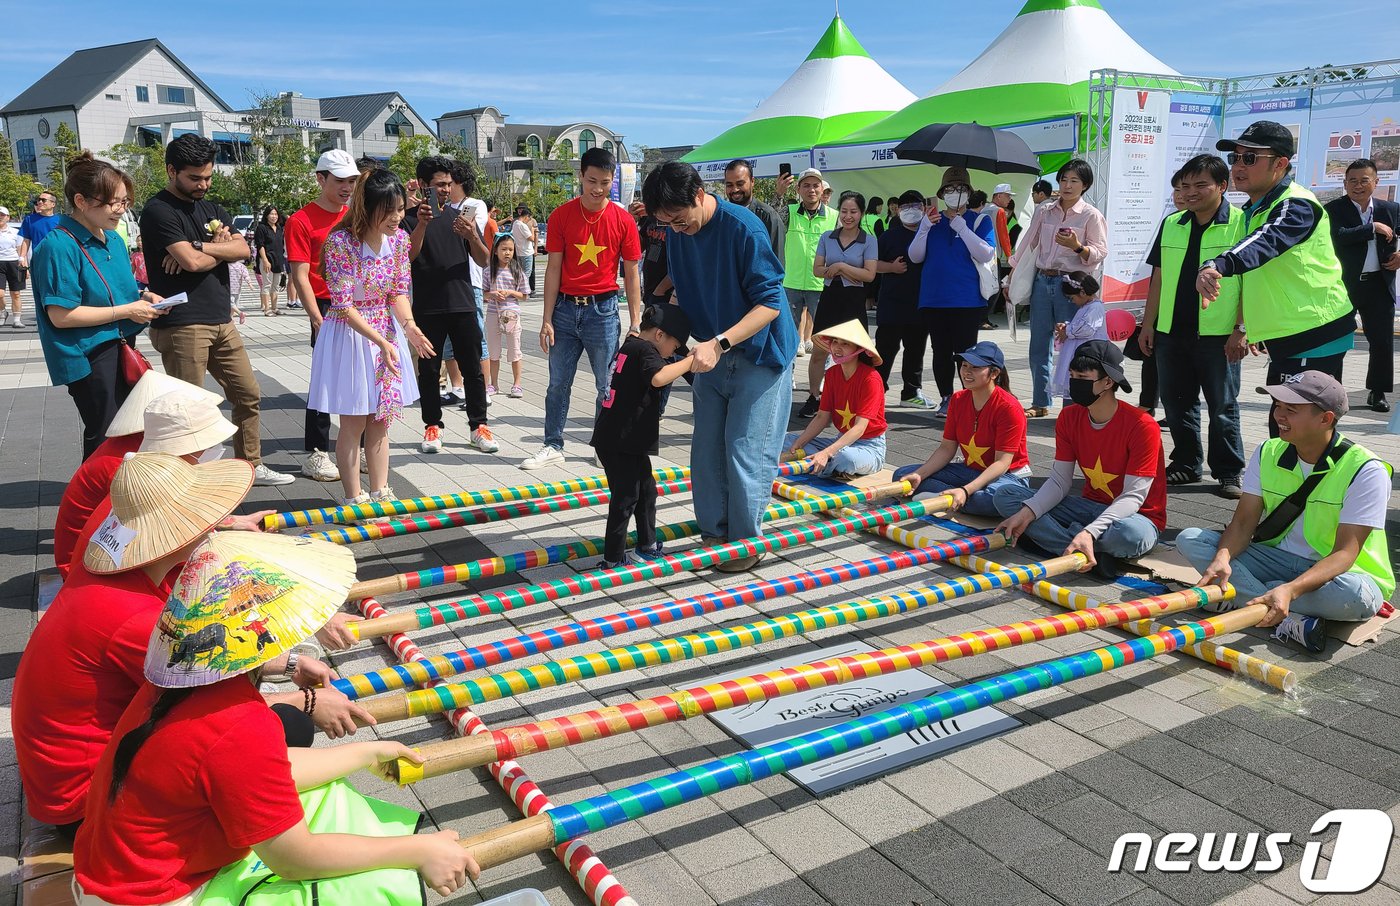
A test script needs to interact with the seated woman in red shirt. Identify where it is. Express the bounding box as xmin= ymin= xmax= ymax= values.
xmin=780 ymin=319 xmax=887 ymax=478
xmin=74 ymin=531 xmax=479 ymax=905
xmin=894 ymin=341 xmax=1032 ymax=517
